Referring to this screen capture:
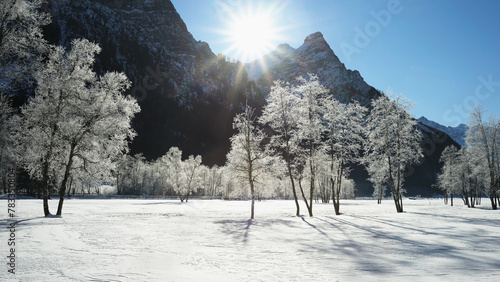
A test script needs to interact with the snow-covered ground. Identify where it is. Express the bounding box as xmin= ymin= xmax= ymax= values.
xmin=2 ymin=198 xmax=500 ymax=281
